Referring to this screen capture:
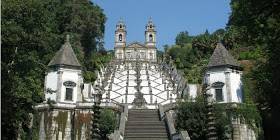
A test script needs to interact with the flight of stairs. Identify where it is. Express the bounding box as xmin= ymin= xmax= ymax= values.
xmin=124 ymin=109 xmax=169 ymax=140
